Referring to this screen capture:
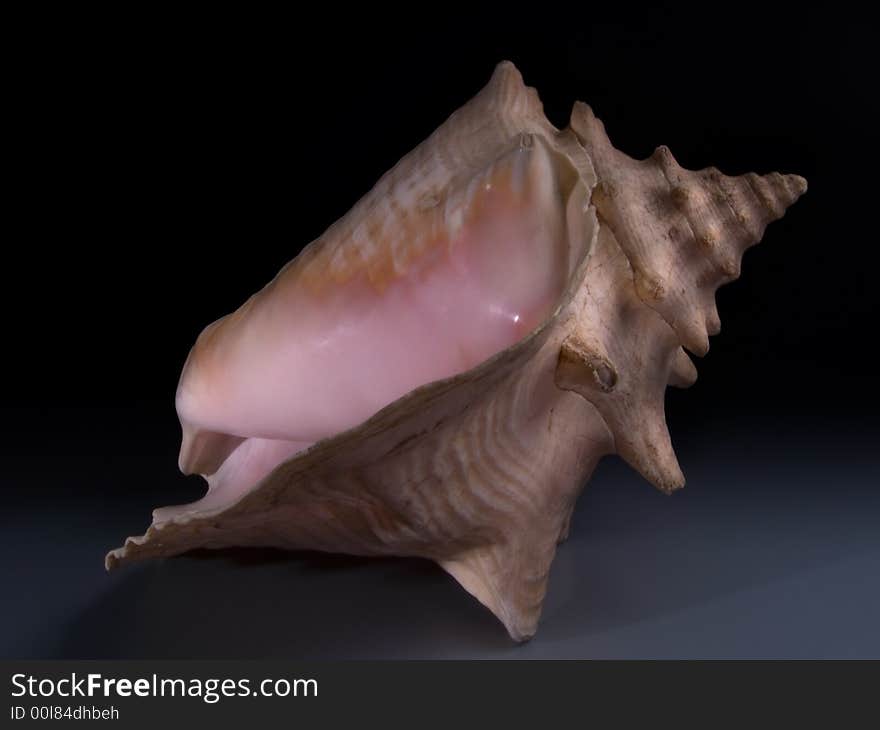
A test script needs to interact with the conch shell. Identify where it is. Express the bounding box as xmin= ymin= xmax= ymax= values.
xmin=107 ymin=62 xmax=806 ymax=641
